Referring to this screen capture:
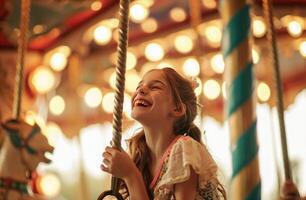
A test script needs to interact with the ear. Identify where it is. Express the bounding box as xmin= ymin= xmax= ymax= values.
xmin=172 ymin=103 xmax=186 ymax=118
